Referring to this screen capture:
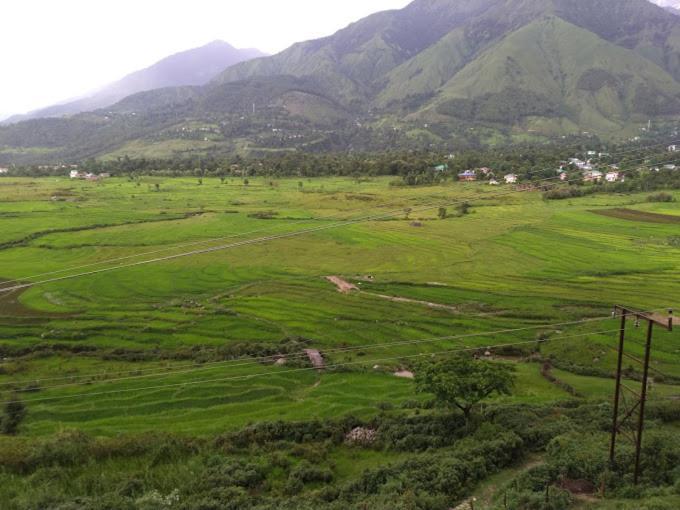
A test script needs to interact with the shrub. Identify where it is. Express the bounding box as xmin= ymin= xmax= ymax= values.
xmin=647 ymin=192 xmax=675 ymax=203
xmin=543 ymin=187 xmax=589 ymax=200
xmin=202 ymin=457 xmax=266 ymax=490
xmin=288 ymin=460 xmax=333 ymax=485
xmin=1 ymin=395 xmax=27 ymax=435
